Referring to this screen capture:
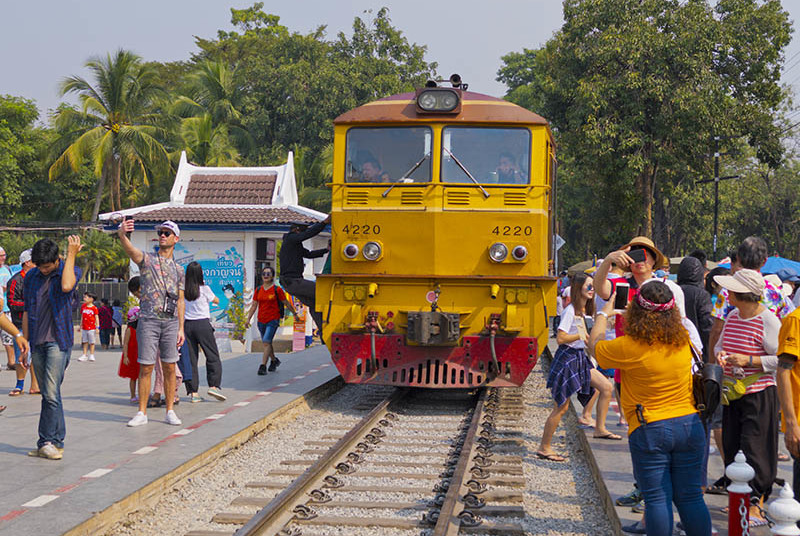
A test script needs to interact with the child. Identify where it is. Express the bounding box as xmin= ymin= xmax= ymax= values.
xmin=118 ymin=277 xmax=141 ymax=404
xmin=79 ymin=292 xmax=99 ymax=362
